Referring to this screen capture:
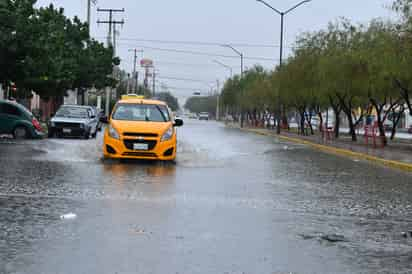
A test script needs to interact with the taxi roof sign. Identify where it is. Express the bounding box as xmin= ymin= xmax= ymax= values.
xmin=121 ymin=94 xmax=145 ymax=100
